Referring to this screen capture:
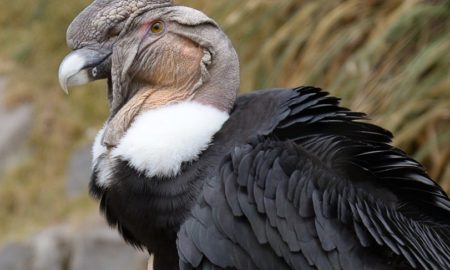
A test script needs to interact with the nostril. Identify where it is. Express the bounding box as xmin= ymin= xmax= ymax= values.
xmin=106 ymin=23 xmax=124 ymax=39
xmin=92 ymin=67 xmax=98 ymax=77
